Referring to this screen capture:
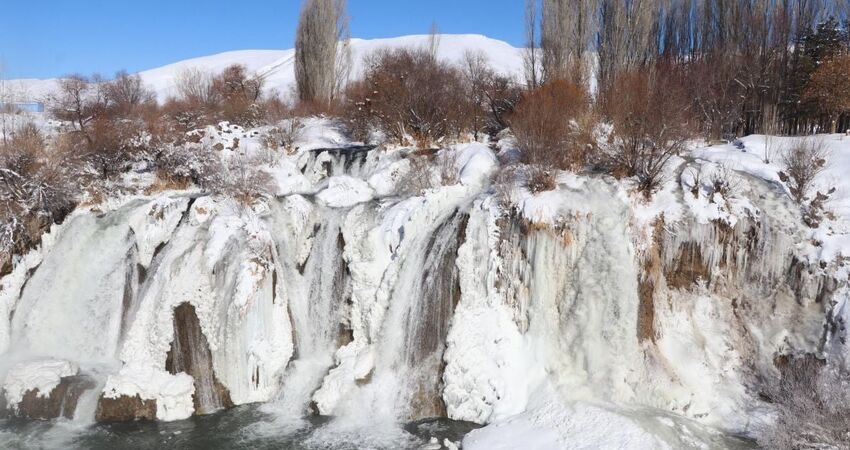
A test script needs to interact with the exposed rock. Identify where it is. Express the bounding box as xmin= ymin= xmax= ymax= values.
xmin=95 ymin=394 xmax=157 ymax=422
xmin=0 ymin=389 xmax=7 ymax=419
xmin=666 ymin=242 xmax=711 ymax=290
xmin=165 ymin=302 xmax=233 ymax=415
xmin=4 ymin=376 xmax=95 ymax=420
